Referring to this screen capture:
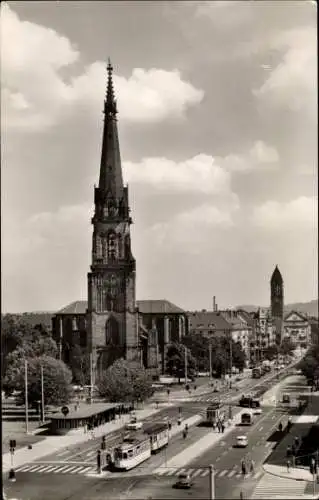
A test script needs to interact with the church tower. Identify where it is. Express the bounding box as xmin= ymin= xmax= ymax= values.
xmin=87 ymin=60 xmax=139 ymax=371
xmin=270 ymin=265 xmax=284 ymax=344
xmin=270 ymin=265 xmax=284 ymax=319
